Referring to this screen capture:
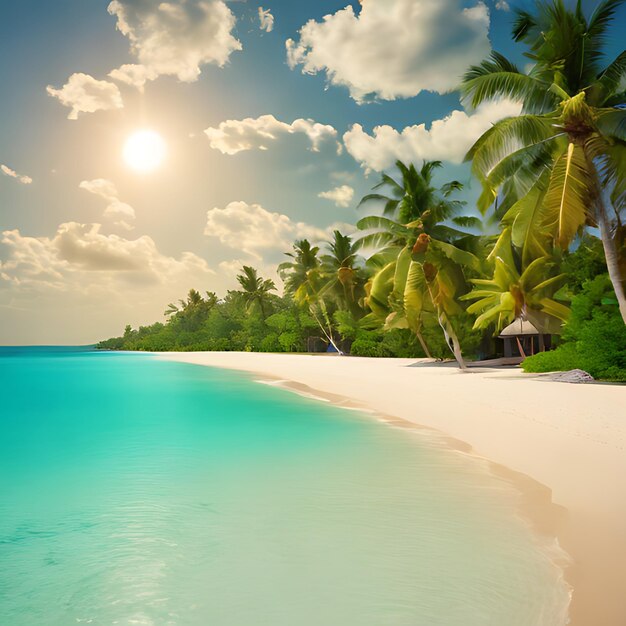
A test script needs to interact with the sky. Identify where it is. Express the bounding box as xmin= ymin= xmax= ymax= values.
xmin=1 ymin=0 xmax=624 ymax=344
